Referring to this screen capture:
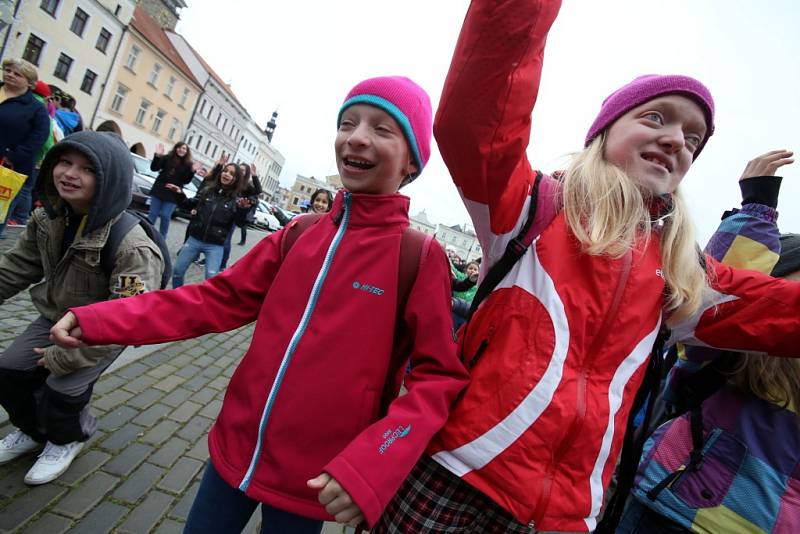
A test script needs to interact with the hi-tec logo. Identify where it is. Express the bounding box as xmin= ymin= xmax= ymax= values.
xmin=353 ymin=281 xmax=384 ymax=296
xmin=378 ymin=425 xmax=411 ymax=455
